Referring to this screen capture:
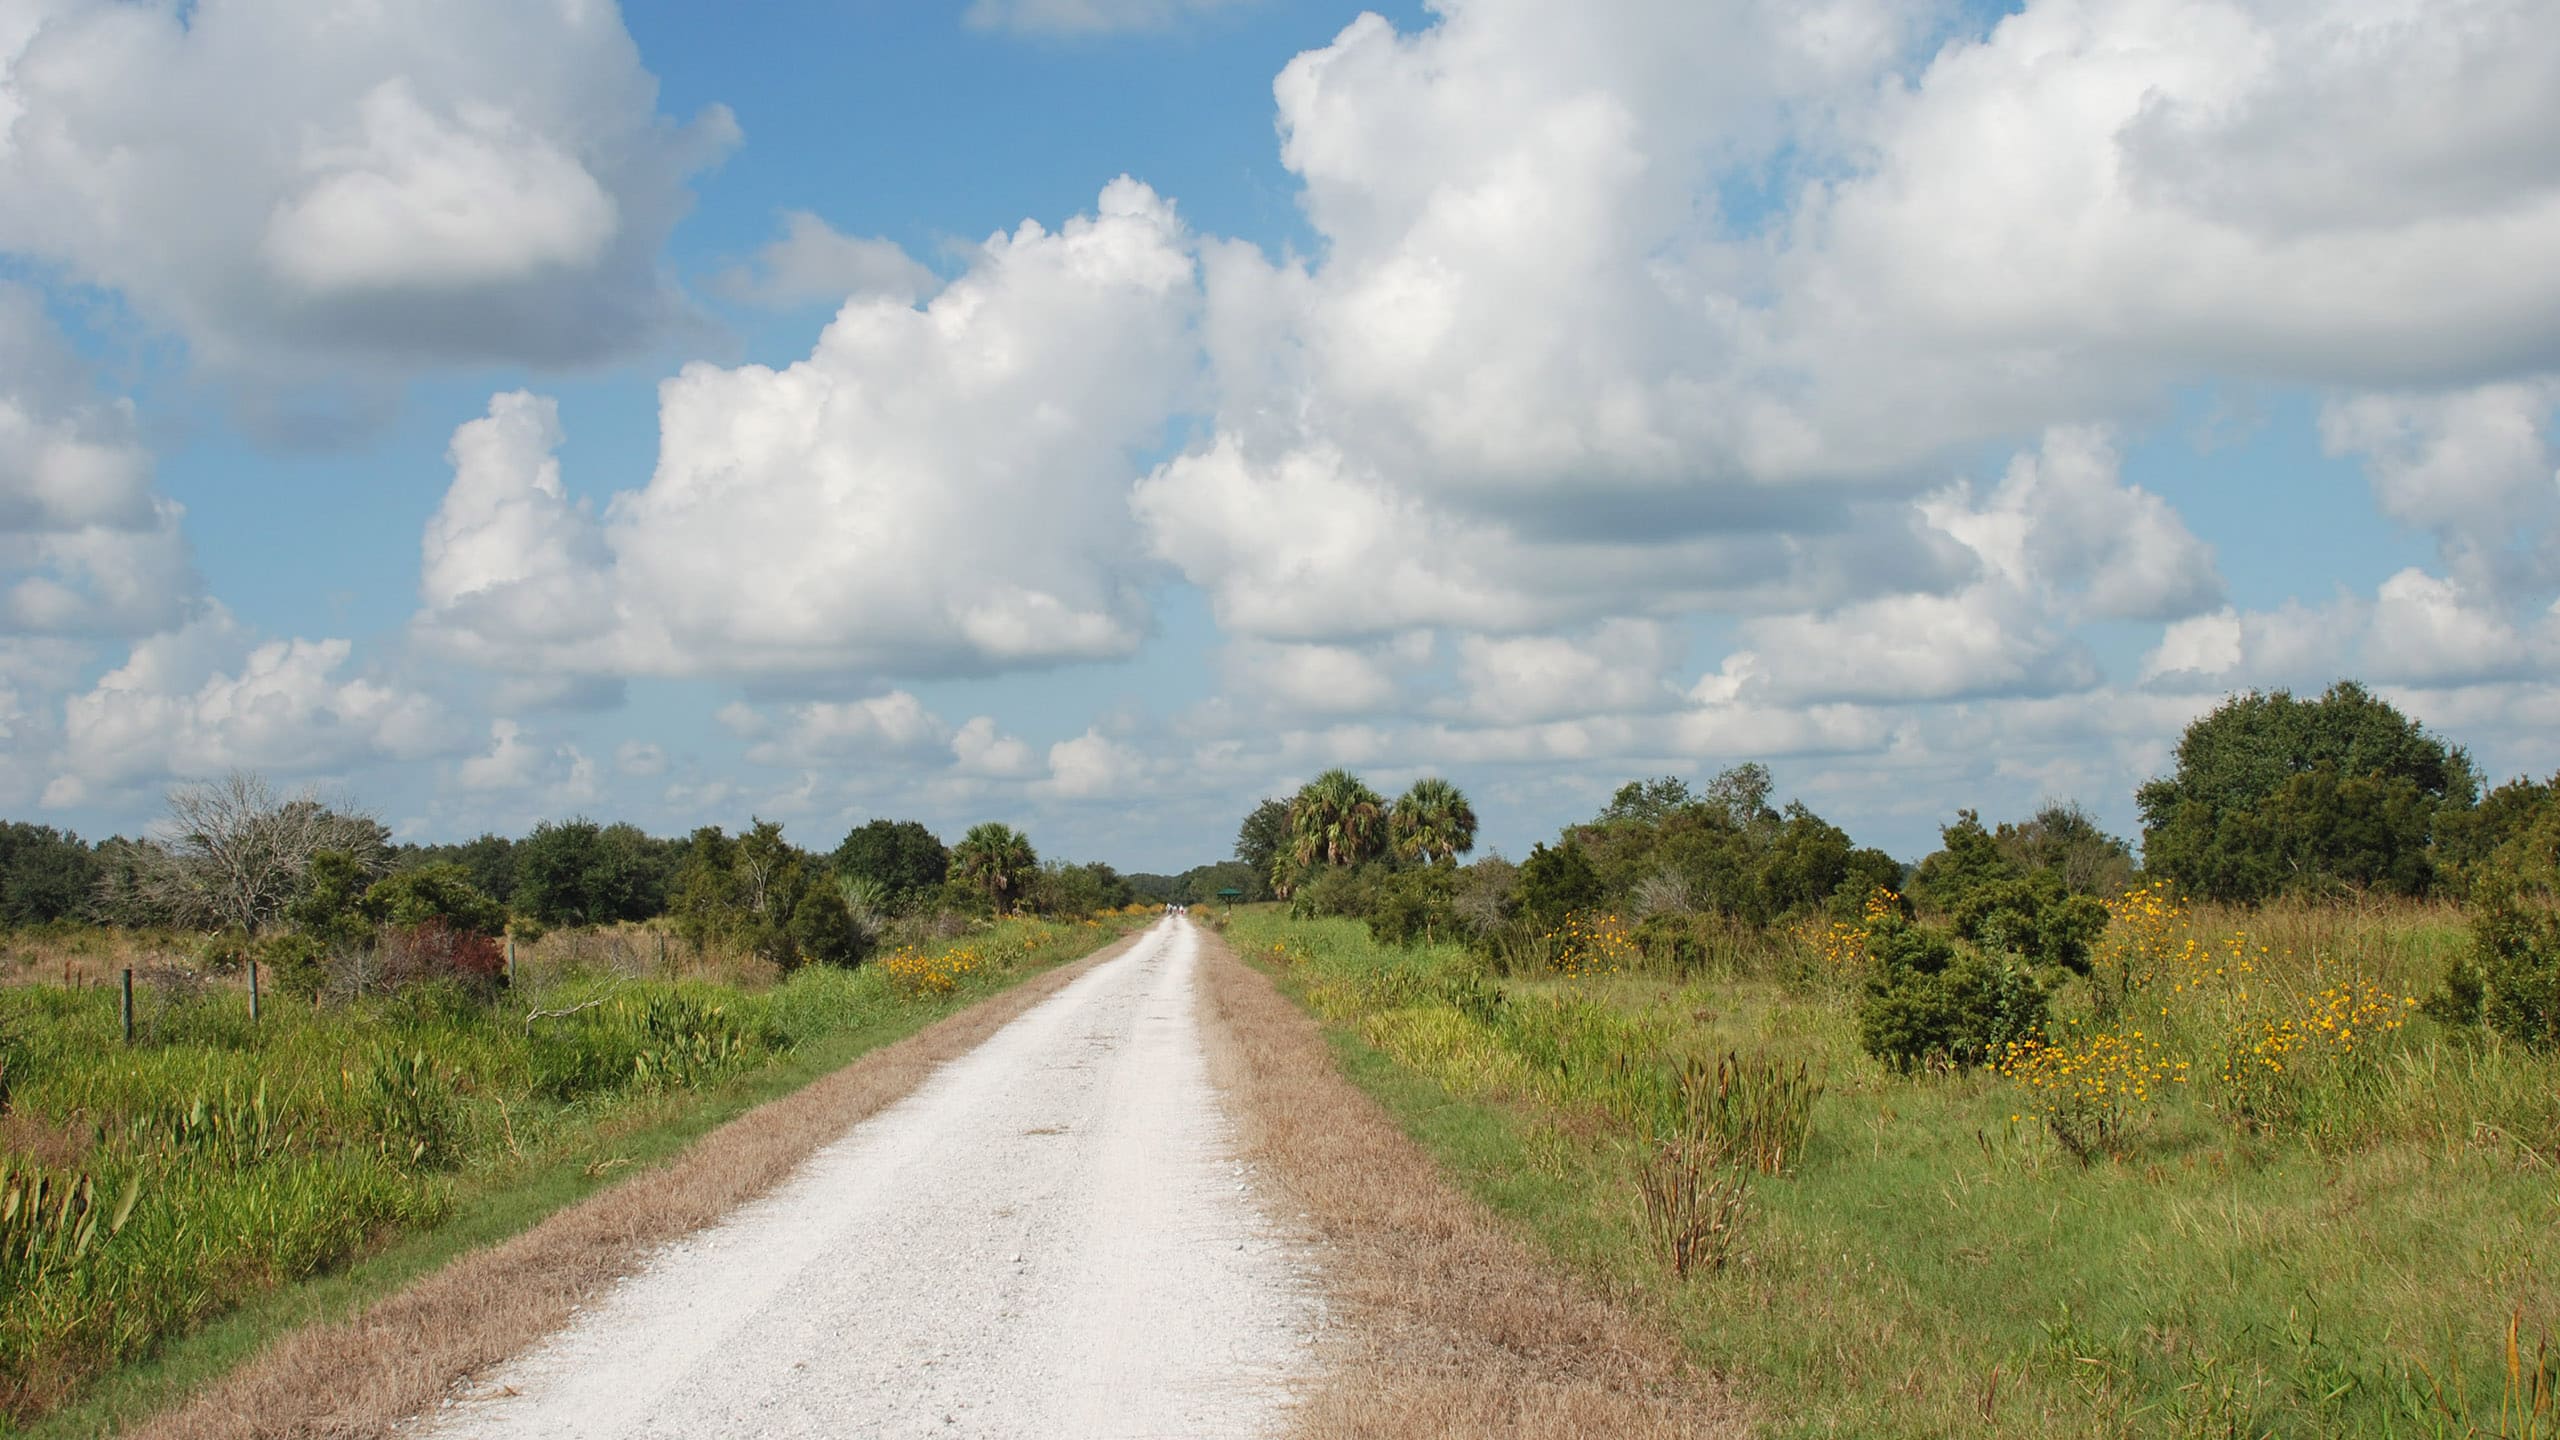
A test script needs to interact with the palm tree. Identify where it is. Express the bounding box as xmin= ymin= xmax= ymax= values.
xmin=1287 ymin=769 xmax=1388 ymax=870
xmin=950 ymin=822 xmax=1037 ymax=914
xmin=1390 ymin=777 xmax=1477 ymax=865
